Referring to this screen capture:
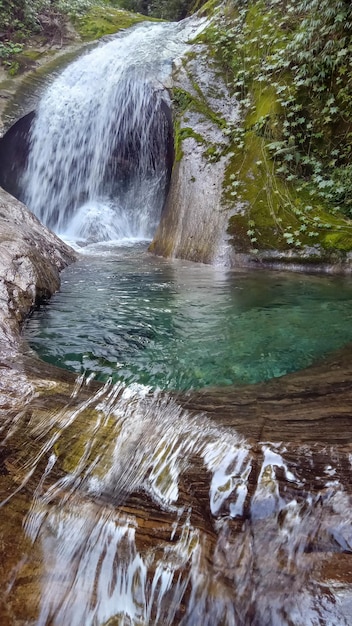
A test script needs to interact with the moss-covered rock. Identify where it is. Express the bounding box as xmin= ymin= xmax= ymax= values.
xmin=150 ymin=43 xmax=240 ymax=265
xmin=73 ymin=5 xmax=155 ymax=41
xmin=158 ymin=0 xmax=352 ymax=269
